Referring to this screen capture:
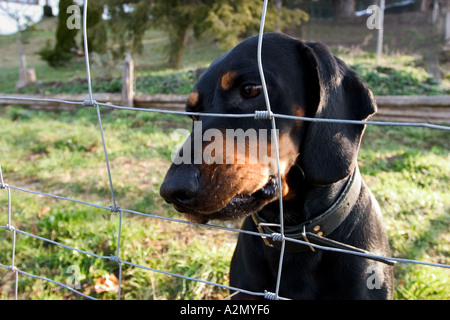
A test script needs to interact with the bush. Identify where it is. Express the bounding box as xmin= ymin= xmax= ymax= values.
xmin=56 ymin=0 xmax=78 ymax=52
xmin=43 ymin=5 xmax=53 ymax=17
xmin=38 ymin=40 xmax=73 ymax=68
xmin=135 ymin=70 xmax=197 ymax=94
